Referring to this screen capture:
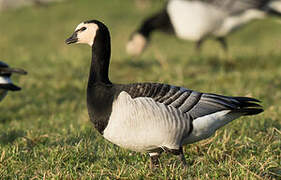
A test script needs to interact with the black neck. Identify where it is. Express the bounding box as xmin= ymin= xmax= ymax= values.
xmin=138 ymin=9 xmax=174 ymax=38
xmin=88 ymin=27 xmax=112 ymax=85
xmin=86 ymin=22 xmax=114 ymax=134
